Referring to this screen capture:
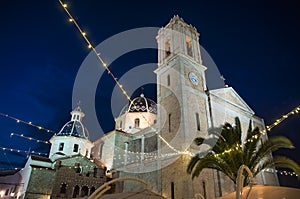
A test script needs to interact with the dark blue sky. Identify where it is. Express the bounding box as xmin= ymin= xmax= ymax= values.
xmin=0 ymin=0 xmax=299 ymax=187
